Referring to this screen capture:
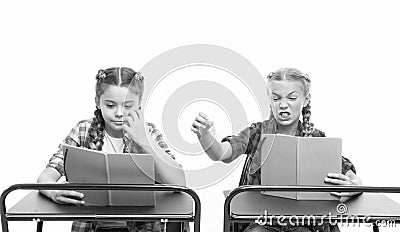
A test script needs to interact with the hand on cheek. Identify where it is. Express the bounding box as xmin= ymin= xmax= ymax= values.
xmin=122 ymin=109 xmax=149 ymax=146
